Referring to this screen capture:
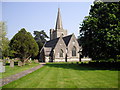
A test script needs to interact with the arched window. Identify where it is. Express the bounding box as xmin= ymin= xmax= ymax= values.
xmin=72 ymin=46 xmax=76 ymax=56
xmin=60 ymin=49 xmax=63 ymax=57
